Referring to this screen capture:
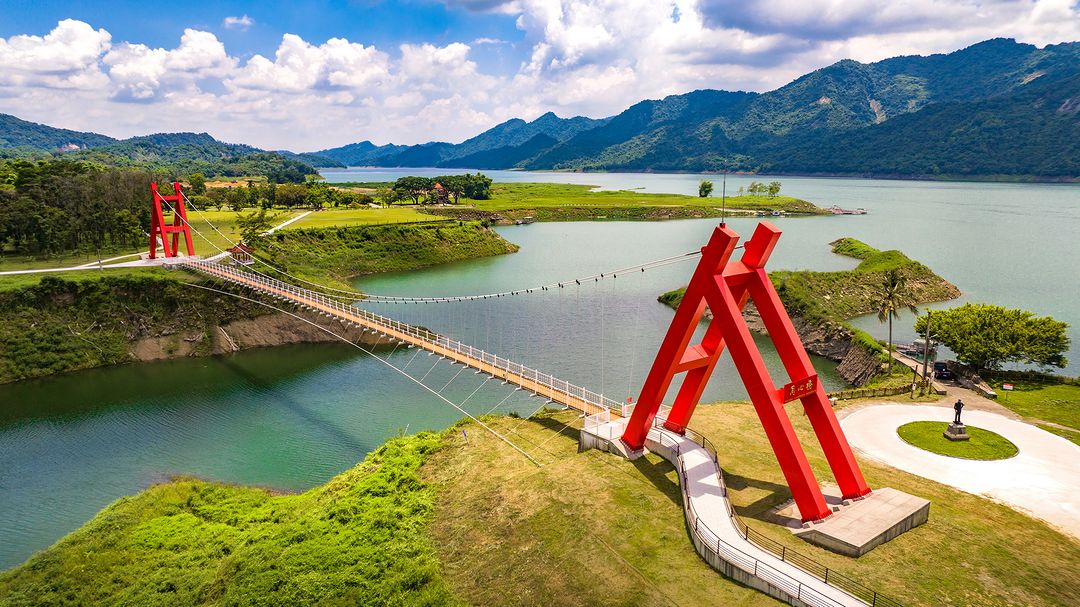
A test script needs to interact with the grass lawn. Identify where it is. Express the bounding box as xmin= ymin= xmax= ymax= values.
xmin=429 ymin=405 xmax=1078 ymax=607
xmin=0 ymin=267 xmax=174 ymax=292
xmin=0 ymin=249 xmax=144 ymax=272
xmin=897 ymin=421 xmax=1019 ymax=460
xmin=466 ymin=182 xmax=823 ymax=215
xmin=289 ymin=207 xmax=433 ymax=229
xmin=993 ymin=381 xmax=1080 ymax=445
